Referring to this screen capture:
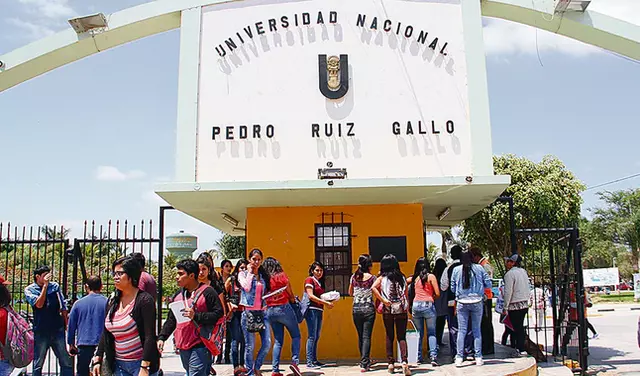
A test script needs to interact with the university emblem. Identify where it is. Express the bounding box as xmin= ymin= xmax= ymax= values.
xmin=318 ymin=54 xmax=349 ymax=100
